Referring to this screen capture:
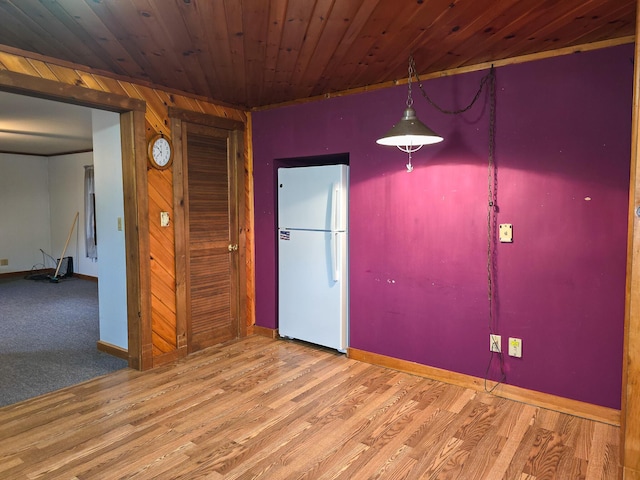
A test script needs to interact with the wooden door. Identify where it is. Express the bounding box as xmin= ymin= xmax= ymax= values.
xmin=184 ymin=123 xmax=240 ymax=352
